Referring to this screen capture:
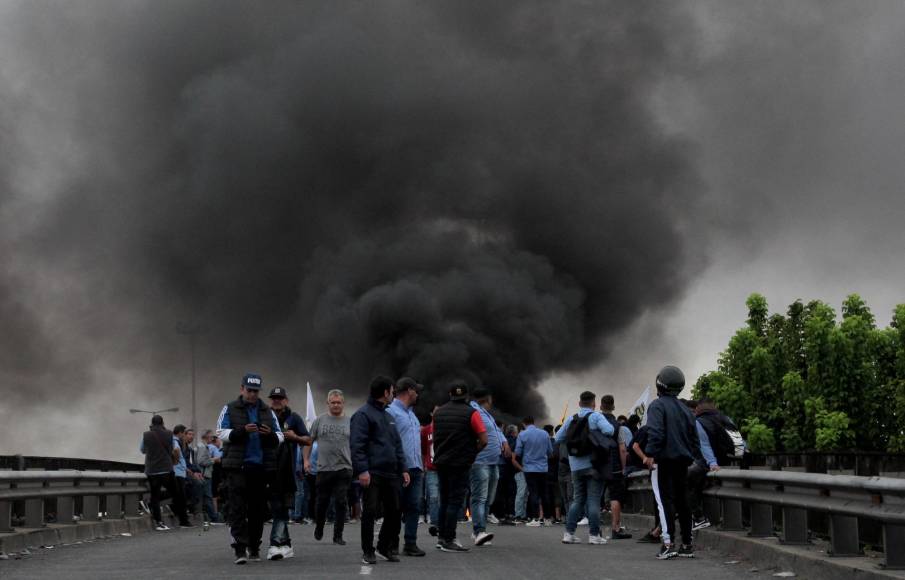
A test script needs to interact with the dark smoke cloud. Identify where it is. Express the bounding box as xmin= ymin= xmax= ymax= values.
xmin=0 ymin=1 xmax=705 ymax=453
